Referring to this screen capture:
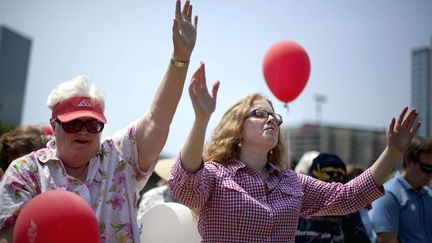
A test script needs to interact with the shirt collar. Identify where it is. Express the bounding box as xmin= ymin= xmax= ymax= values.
xmin=395 ymin=171 xmax=429 ymax=195
xmin=37 ymin=140 xmax=60 ymax=163
xmin=37 ymin=139 xmax=103 ymax=184
xmin=266 ymin=162 xmax=280 ymax=174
